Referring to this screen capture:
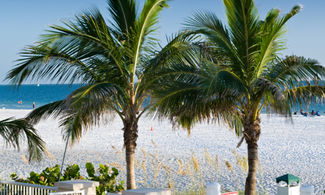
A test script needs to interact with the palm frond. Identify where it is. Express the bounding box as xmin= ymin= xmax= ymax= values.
xmin=130 ymin=0 xmax=169 ymax=74
xmin=254 ymin=5 xmax=302 ymax=78
xmin=59 ymin=83 xmax=123 ymax=144
xmin=7 ymin=43 xmax=99 ymax=85
xmin=108 ymin=0 xmax=136 ymax=35
xmin=185 ymin=11 xmax=244 ymax=79
xmin=151 ymin=60 xmax=245 ymax=132
xmin=285 ymin=85 xmax=325 ymax=109
xmin=253 ymin=78 xmax=290 ymax=115
xmin=256 ymin=55 xmax=324 ymax=116
xmin=27 ymin=100 xmax=67 ymax=124
xmin=0 ymin=118 xmax=45 ymax=162
xmin=266 ymin=55 xmax=325 ymax=85
xmin=224 ymin=0 xmax=260 ymax=79
xmin=138 ymin=31 xmax=199 ymax=96
xmin=6 ymin=8 xmax=129 ymax=85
